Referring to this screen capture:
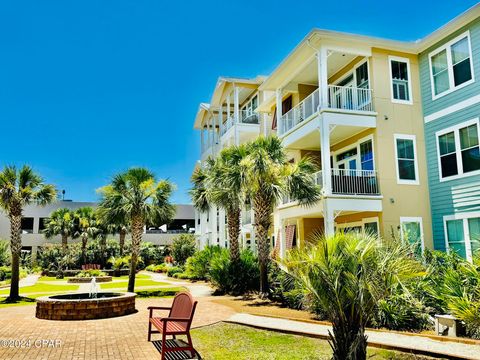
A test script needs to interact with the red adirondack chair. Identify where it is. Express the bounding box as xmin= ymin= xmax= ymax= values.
xmin=147 ymin=292 xmax=198 ymax=359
